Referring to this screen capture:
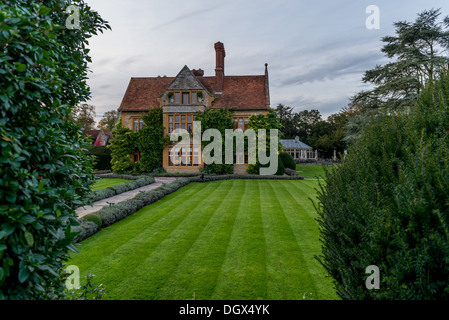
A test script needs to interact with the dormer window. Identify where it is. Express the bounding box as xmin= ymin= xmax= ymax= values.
xmin=167 ymin=91 xmax=203 ymax=105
